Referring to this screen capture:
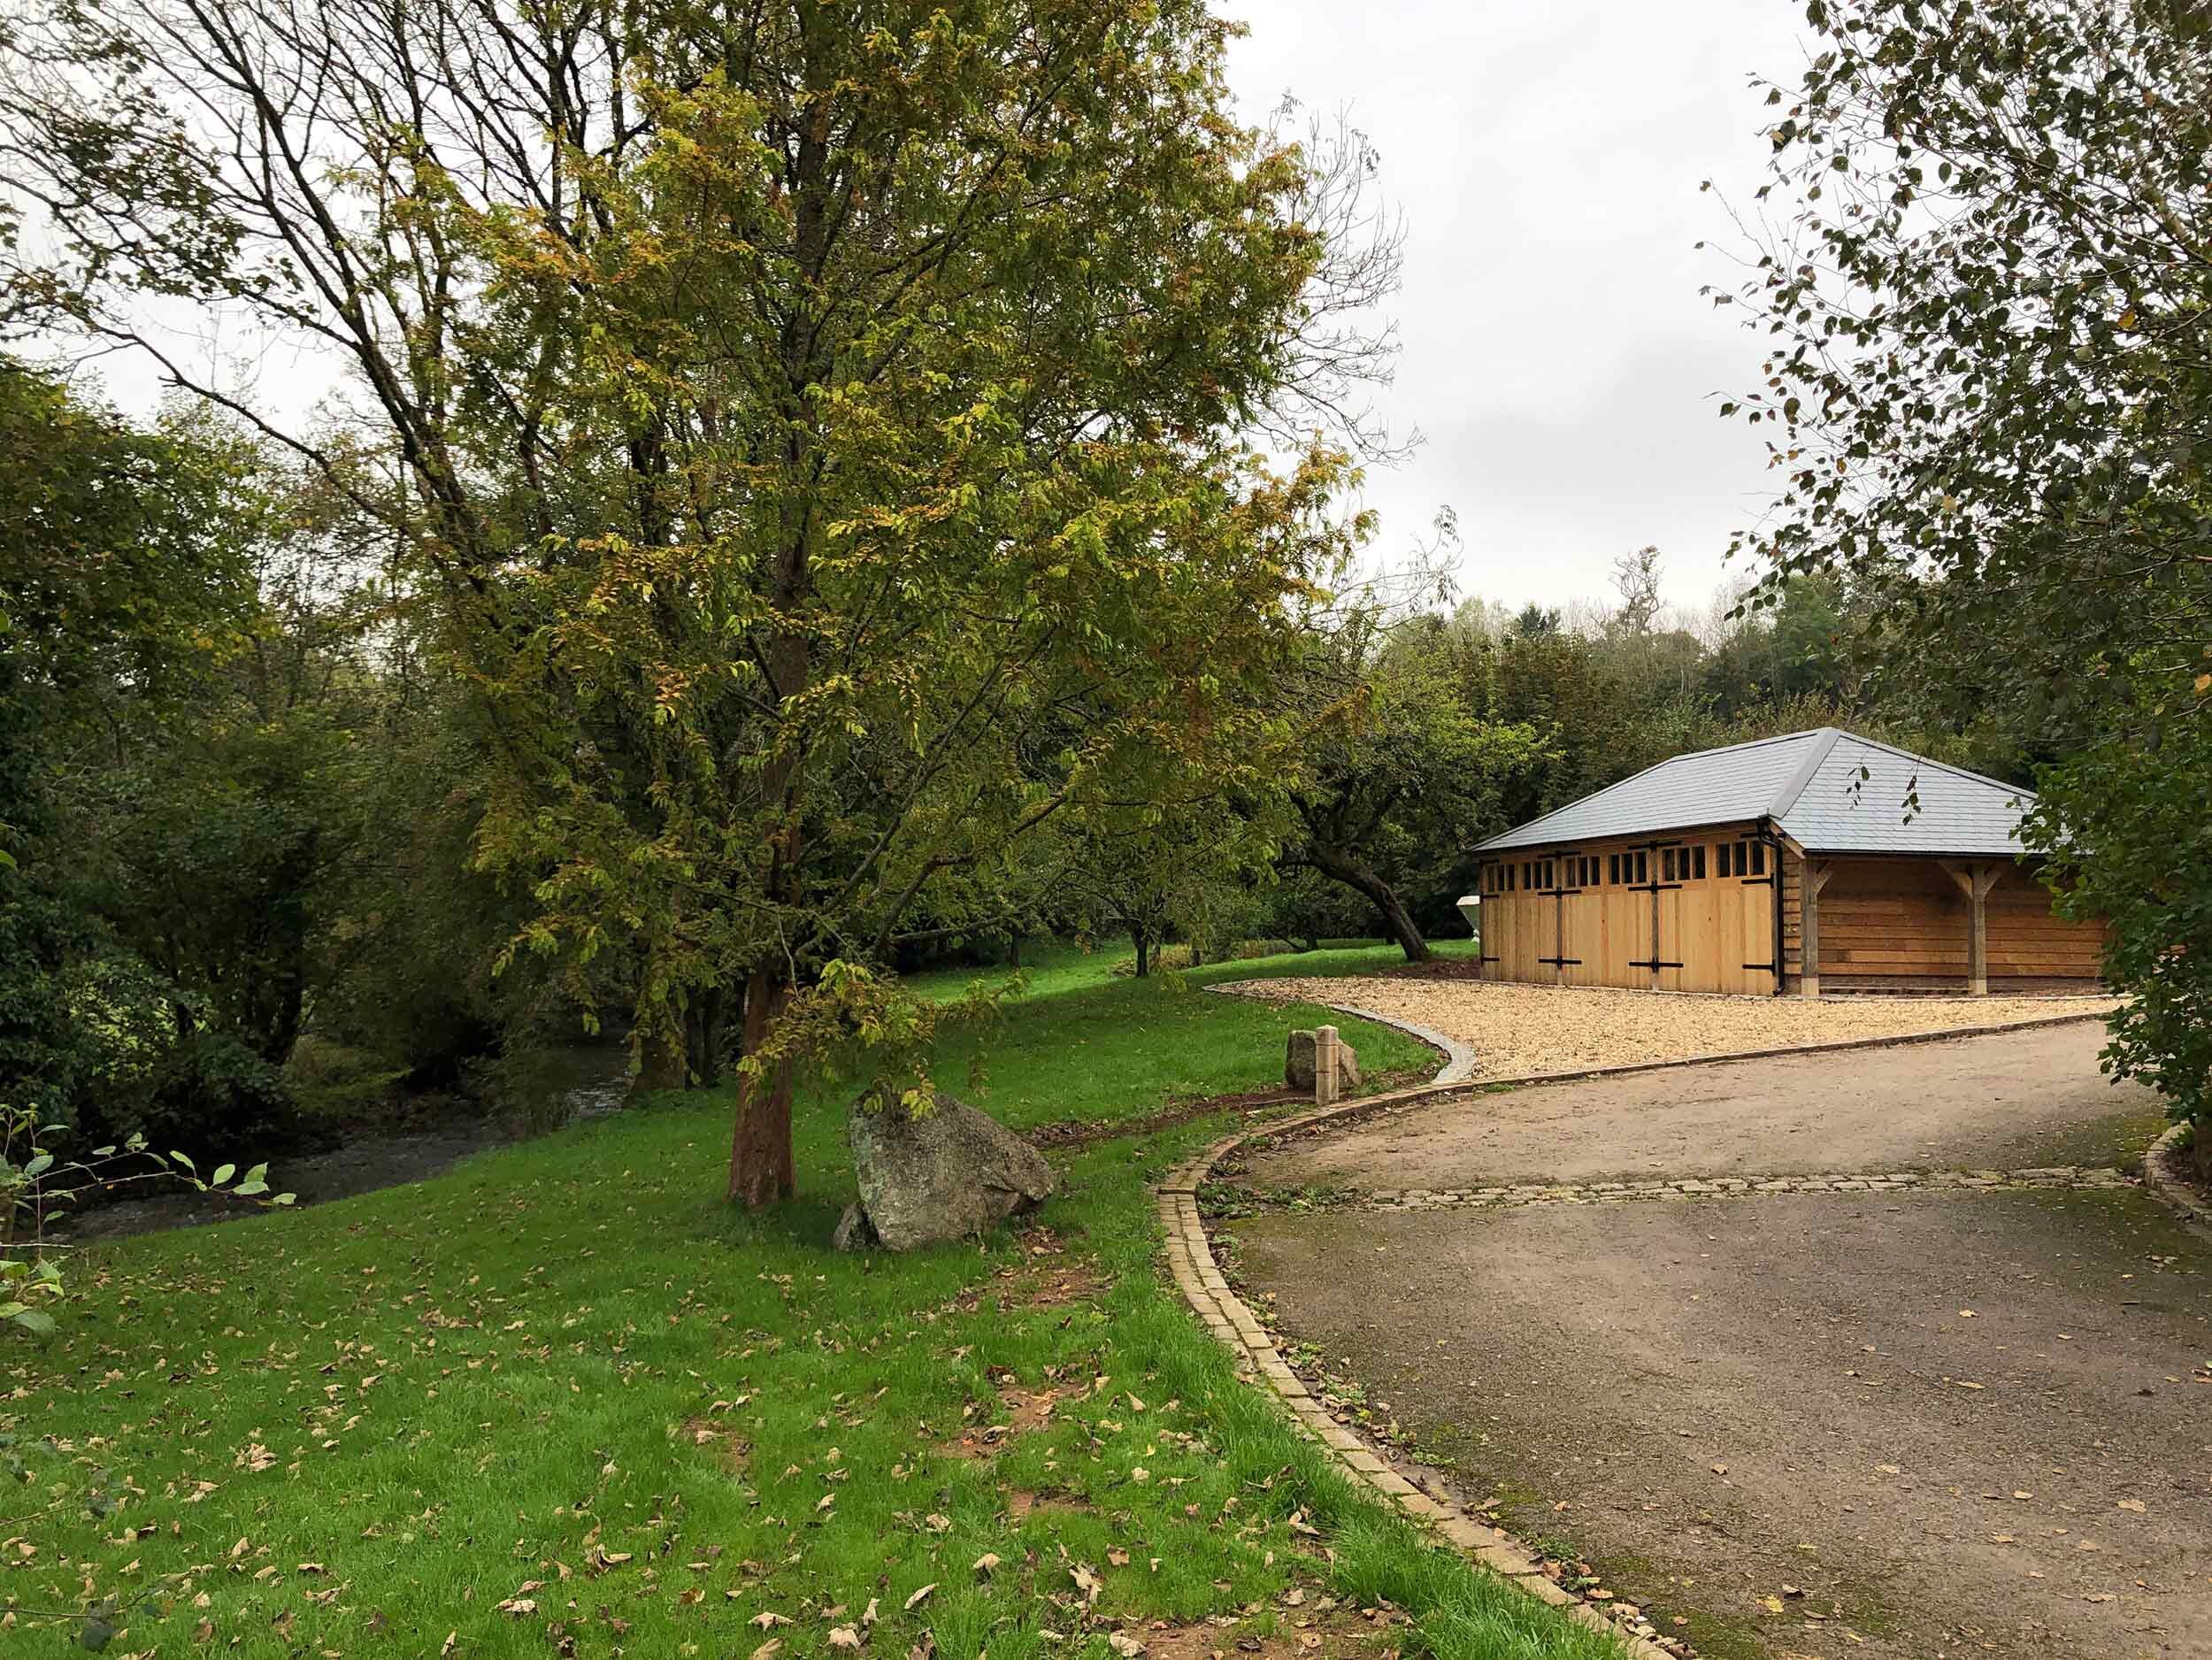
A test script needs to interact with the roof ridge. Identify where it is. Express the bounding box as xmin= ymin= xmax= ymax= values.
xmin=1470 ymin=749 xmax=1684 ymax=849
xmin=1765 ymin=726 xmax=1844 ymax=819
xmin=1659 ymin=726 xmax=1831 ymax=765
xmin=1472 ymin=729 xmax=1829 ymax=854
xmin=1820 ymin=730 xmax=2039 ymax=804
